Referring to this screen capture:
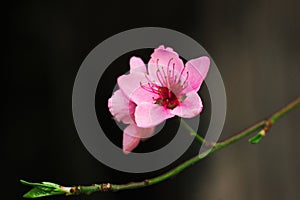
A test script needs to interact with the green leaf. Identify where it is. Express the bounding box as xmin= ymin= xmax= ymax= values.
xmin=20 ymin=180 xmax=44 ymax=187
xmin=42 ymin=182 xmax=61 ymax=188
xmin=248 ymin=130 xmax=265 ymax=144
xmin=23 ymin=187 xmax=64 ymax=198
xmin=21 ymin=180 xmax=65 ymax=198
